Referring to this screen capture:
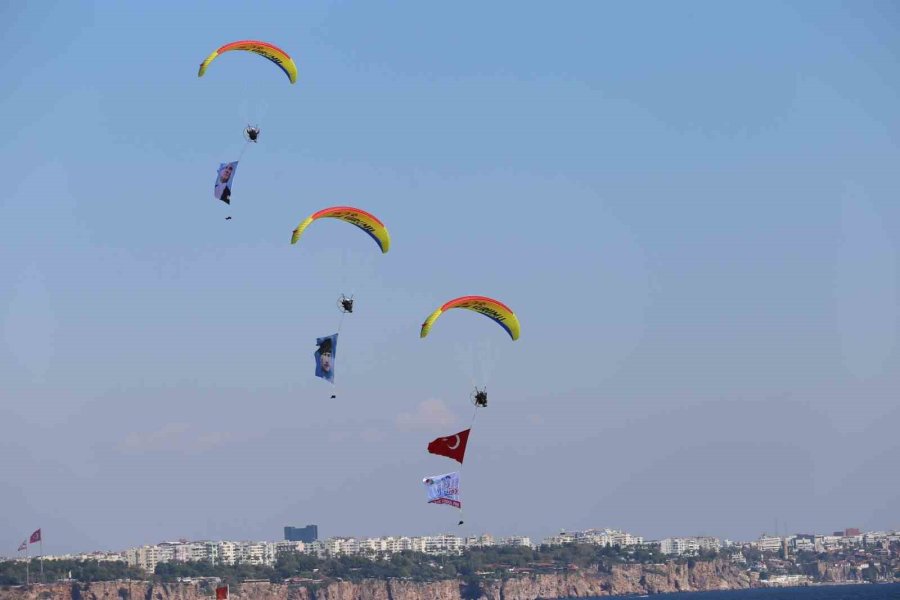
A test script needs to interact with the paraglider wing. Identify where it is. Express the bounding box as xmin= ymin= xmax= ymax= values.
xmin=291 ymin=206 xmax=390 ymax=253
xmin=420 ymin=296 xmax=520 ymax=341
xmin=198 ymin=40 xmax=298 ymax=84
